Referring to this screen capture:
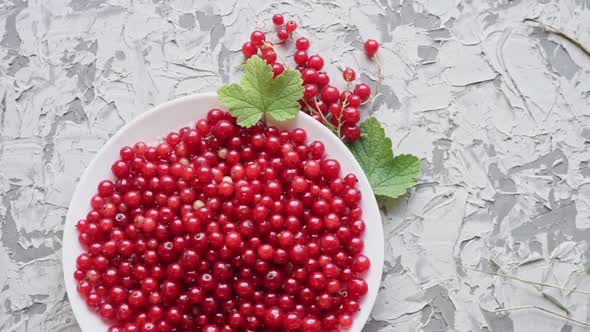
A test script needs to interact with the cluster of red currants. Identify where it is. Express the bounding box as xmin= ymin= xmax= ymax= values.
xmin=75 ymin=109 xmax=370 ymax=332
xmin=241 ymin=14 xmax=381 ymax=143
